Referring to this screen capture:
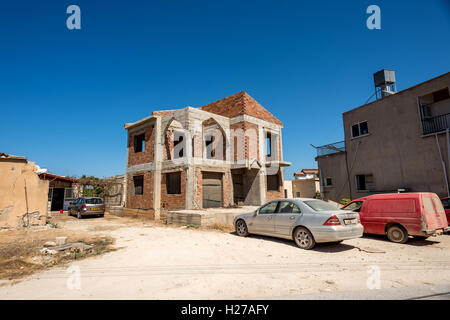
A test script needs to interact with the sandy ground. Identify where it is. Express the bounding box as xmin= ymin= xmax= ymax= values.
xmin=0 ymin=212 xmax=449 ymax=299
